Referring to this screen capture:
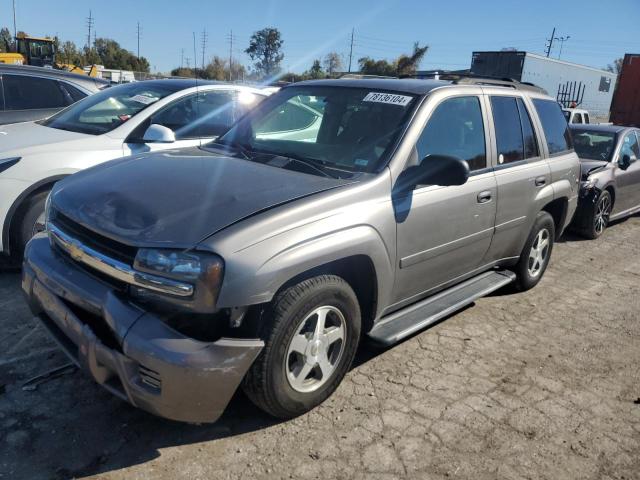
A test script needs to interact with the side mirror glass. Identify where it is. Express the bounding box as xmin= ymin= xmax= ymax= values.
xmin=142 ymin=124 xmax=176 ymax=143
xmin=618 ymin=154 xmax=631 ymax=170
xmin=396 ymin=155 xmax=470 ymax=192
